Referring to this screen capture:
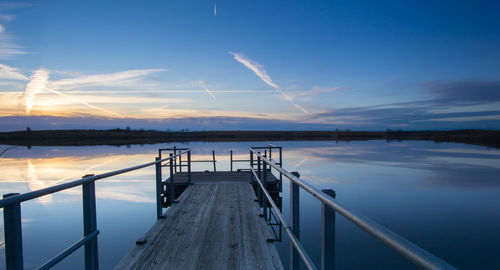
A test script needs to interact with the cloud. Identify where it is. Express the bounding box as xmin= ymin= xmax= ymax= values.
xmin=0 ymin=15 xmax=15 ymax=21
xmin=24 ymin=68 xmax=125 ymax=118
xmin=425 ymin=80 xmax=500 ymax=104
xmin=214 ymin=4 xmax=216 ymax=16
xmin=0 ymin=10 xmax=27 ymax=58
xmin=192 ymin=80 xmax=216 ymax=100
xmin=312 ymin=100 xmax=500 ymax=129
xmin=229 ymin=51 xmax=279 ymax=88
xmin=228 ymin=51 xmax=309 ymax=114
xmin=24 ymin=69 xmax=49 ymax=114
xmin=0 ymin=63 xmax=27 ymax=80
xmin=50 ymin=69 xmax=166 ymax=89
xmin=289 ymin=86 xmax=341 ymax=101
xmin=0 ymin=115 xmax=339 ymax=132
